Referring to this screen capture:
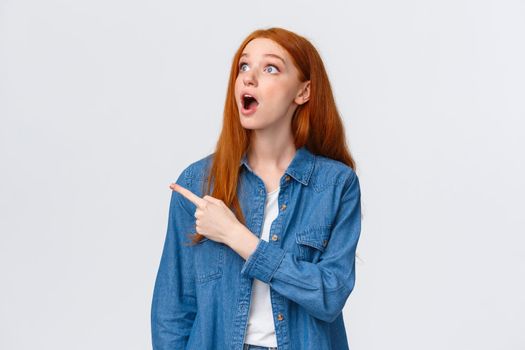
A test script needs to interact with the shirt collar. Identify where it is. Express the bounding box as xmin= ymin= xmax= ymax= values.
xmin=239 ymin=145 xmax=316 ymax=186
